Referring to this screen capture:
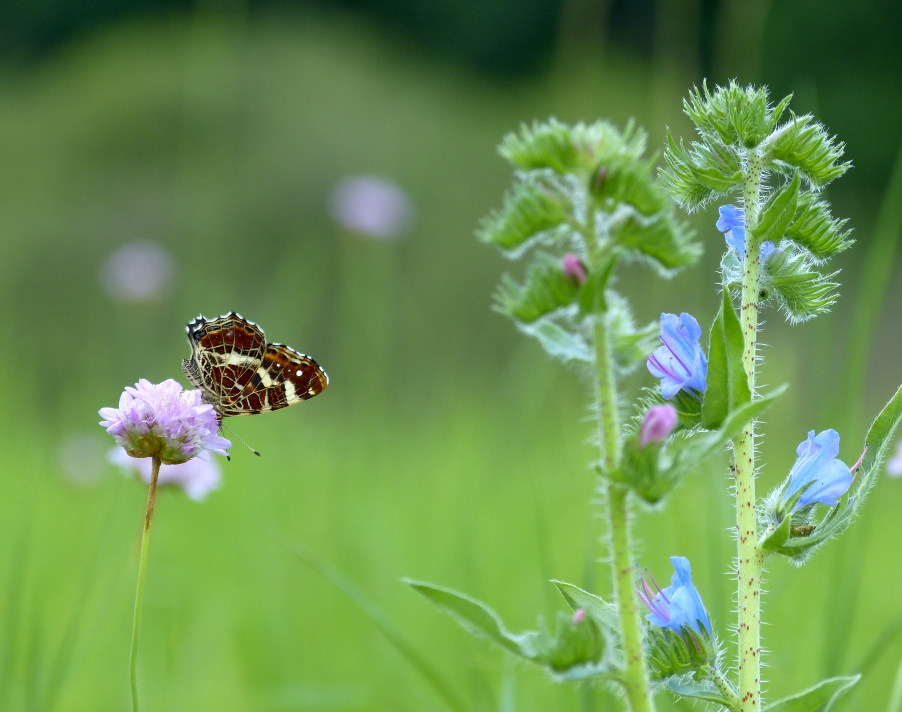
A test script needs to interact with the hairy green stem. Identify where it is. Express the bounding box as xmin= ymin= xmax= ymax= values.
xmin=130 ymin=456 xmax=161 ymax=712
xmin=707 ymin=664 xmax=742 ymax=711
xmin=735 ymin=152 xmax=764 ymax=712
xmin=594 ymin=317 xmax=655 ymax=712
